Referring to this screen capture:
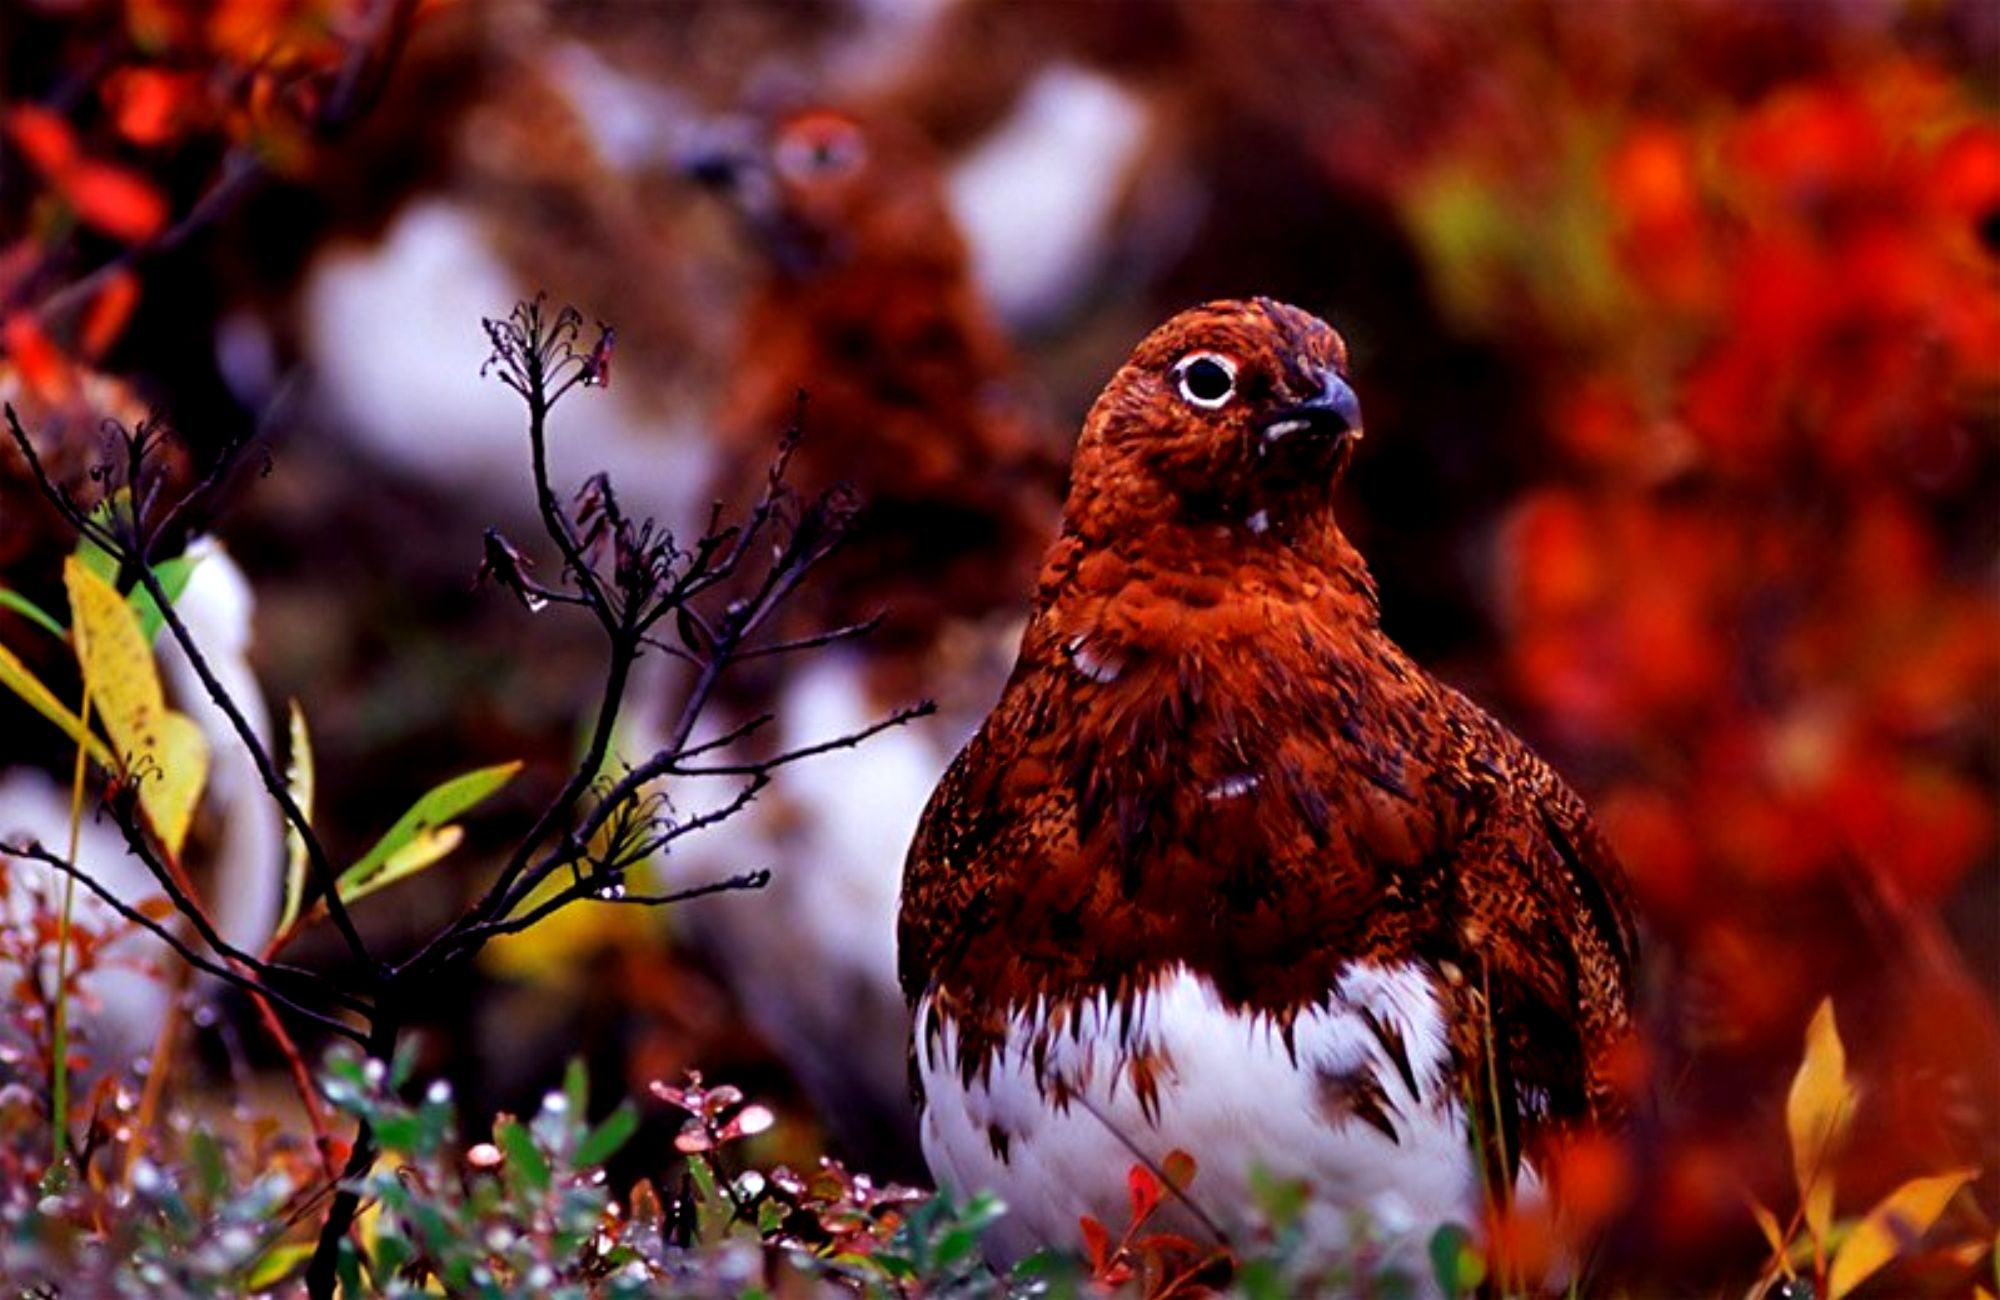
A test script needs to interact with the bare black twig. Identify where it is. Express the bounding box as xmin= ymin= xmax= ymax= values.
xmin=1 ymin=297 xmax=926 ymax=1300
xmin=0 ymin=842 xmax=367 ymax=1046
